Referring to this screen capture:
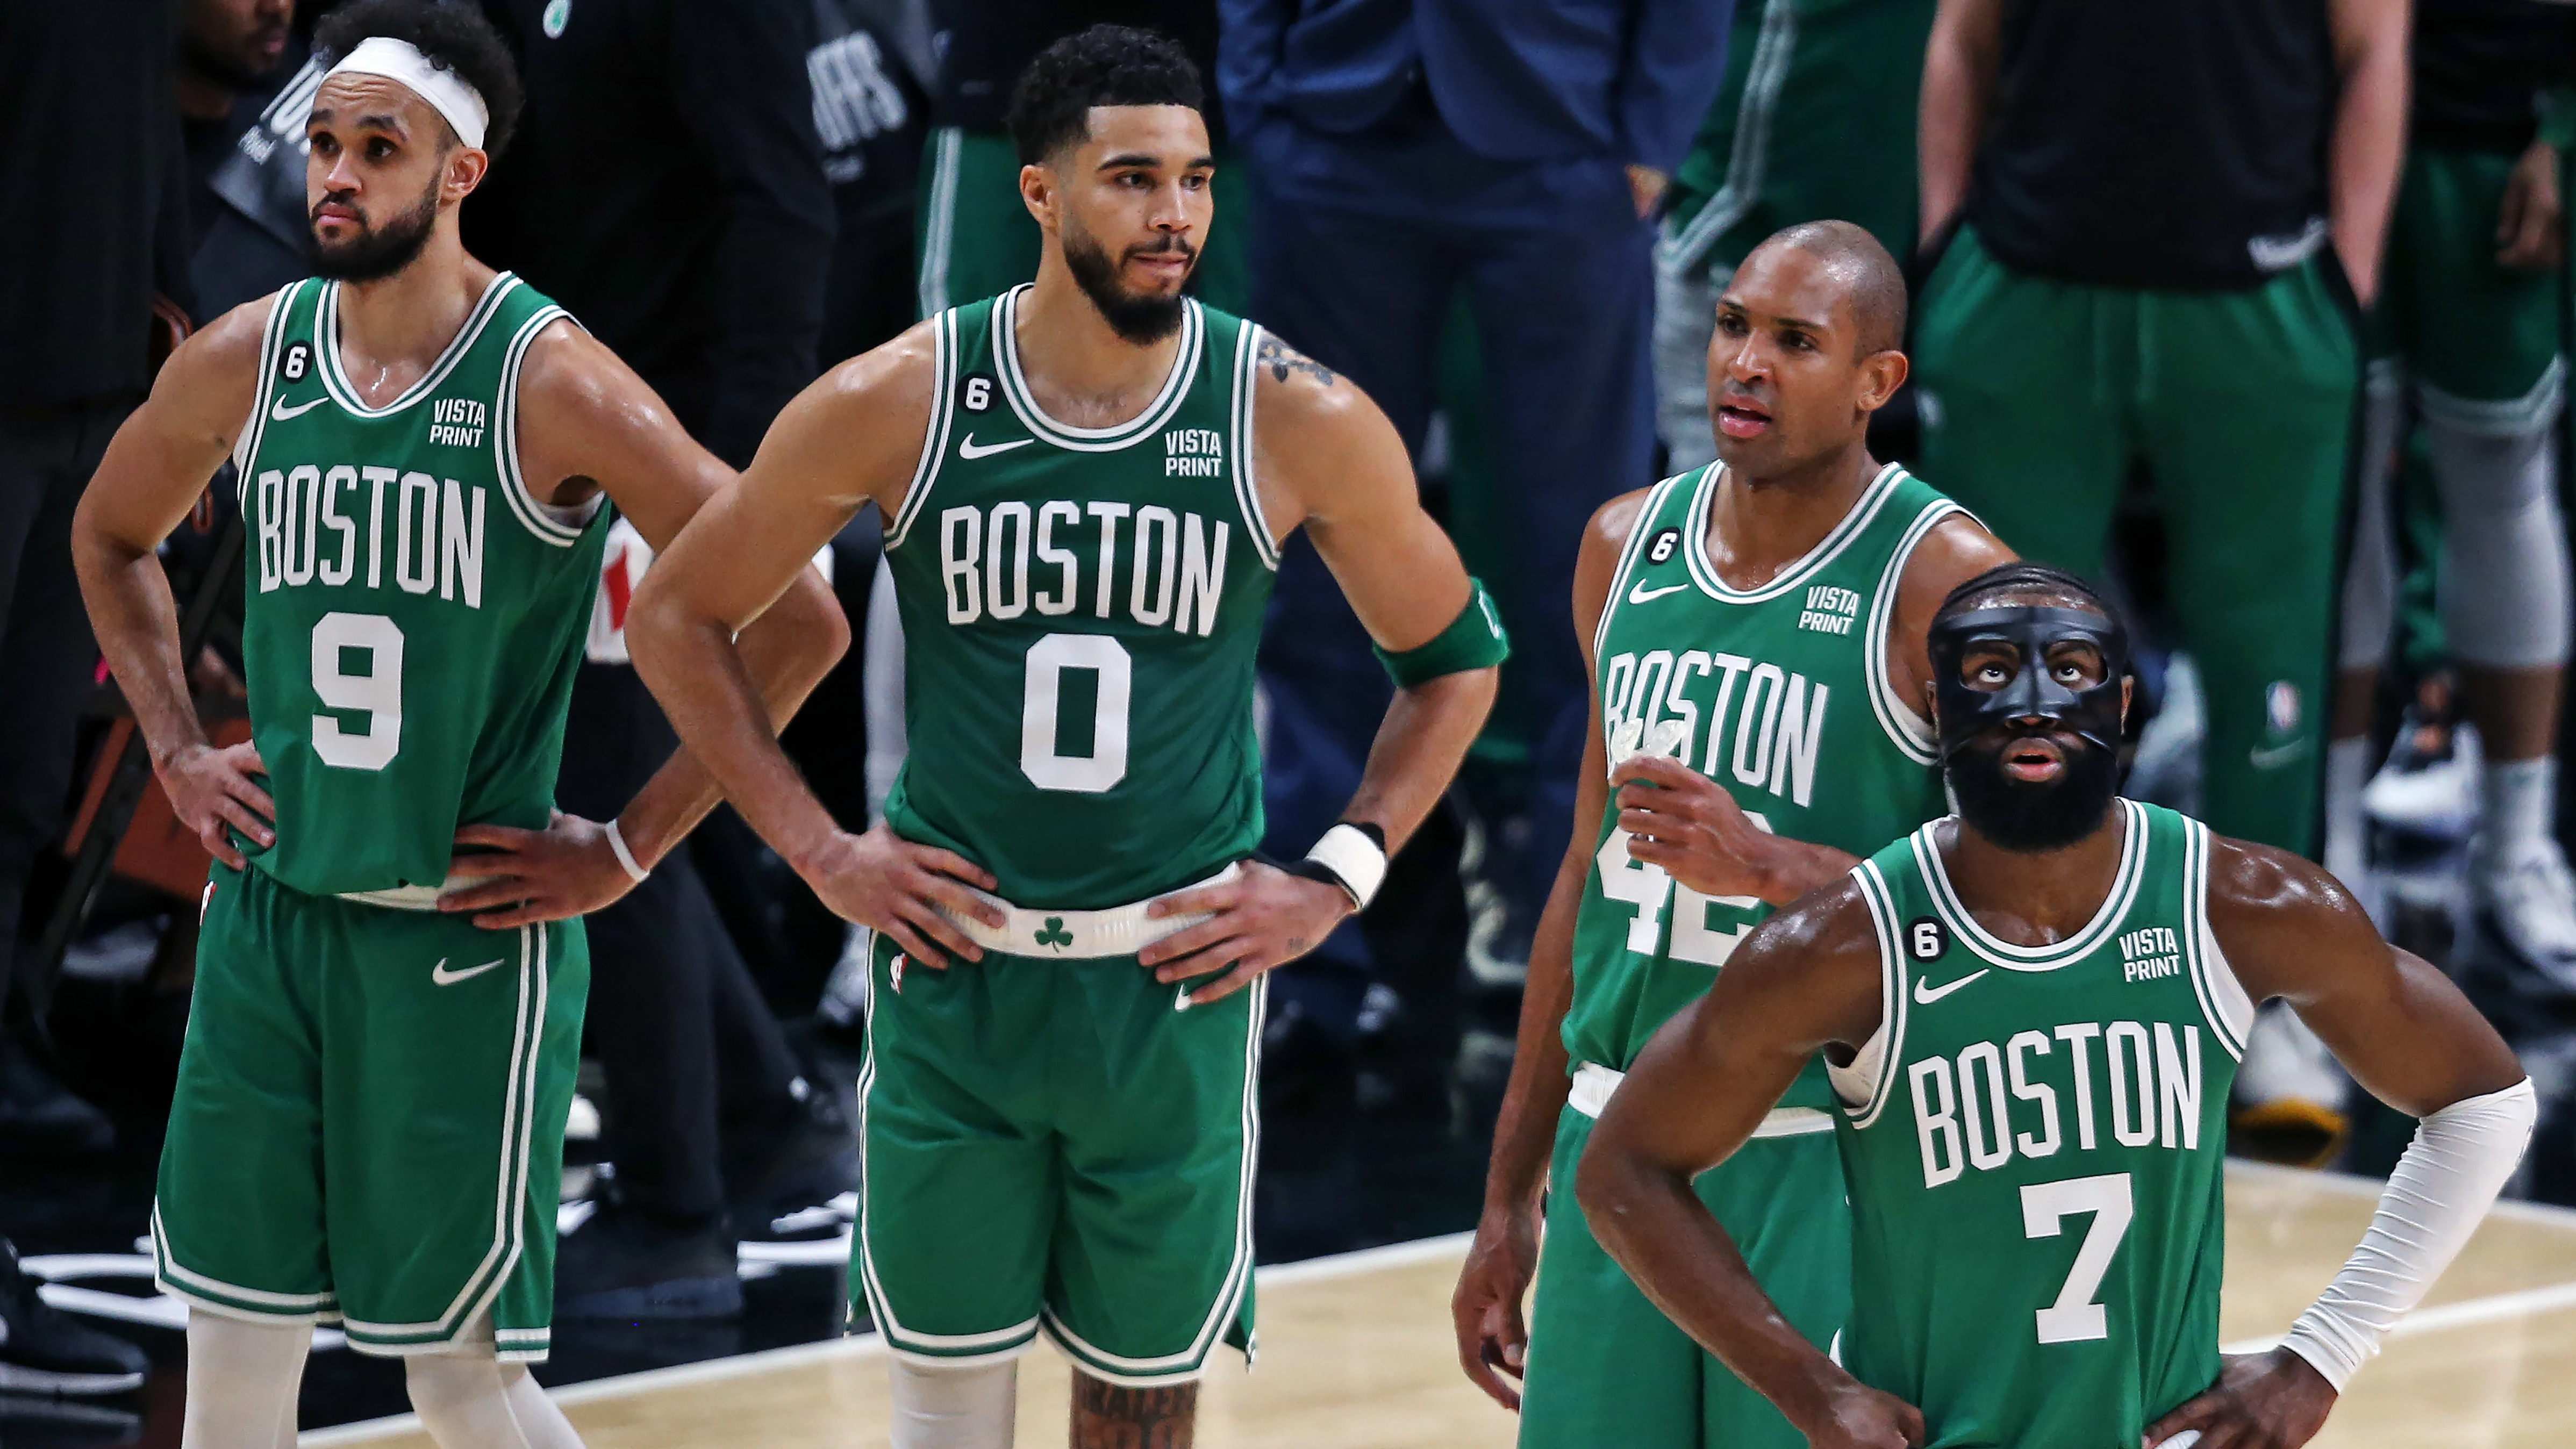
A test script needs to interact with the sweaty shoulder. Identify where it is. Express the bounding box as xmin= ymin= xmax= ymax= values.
xmin=2200 ymin=831 xmax=2384 ymax=1002
xmin=1572 ymin=487 xmax=1656 ymax=647
xmin=148 ymin=291 xmax=284 ymax=450
xmin=1719 ymin=871 xmax=1888 ymax=1051
xmin=1886 ymin=508 xmax=2015 ymax=711
xmin=1247 ymin=329 xmax=1409 ymax=535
